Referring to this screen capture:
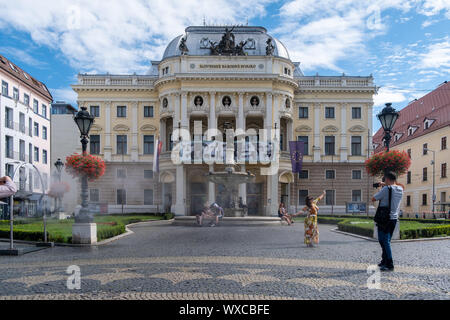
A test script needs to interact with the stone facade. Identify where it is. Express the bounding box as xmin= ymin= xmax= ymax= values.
xmin=72 ymin=26 xmax=377 ymax=216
